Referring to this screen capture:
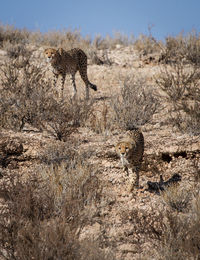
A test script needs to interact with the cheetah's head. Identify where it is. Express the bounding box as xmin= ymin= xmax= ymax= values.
xmin=44 ymin=48 xmax=58 ymax=62
xmin=115 ymin=141 xmax=133 ymax=159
